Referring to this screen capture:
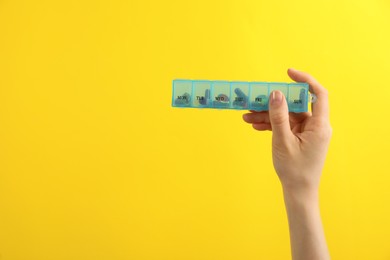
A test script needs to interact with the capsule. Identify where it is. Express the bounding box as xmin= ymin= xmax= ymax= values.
xmin=199 ymin=89 xmax=210 ymax=105
xmin=233 ymin=88 xmax=248 ymax=108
